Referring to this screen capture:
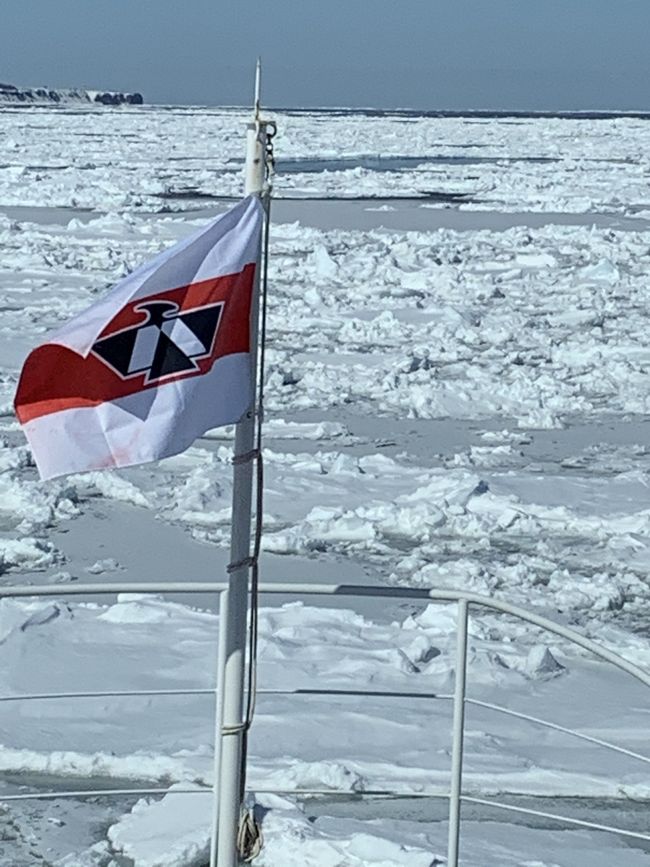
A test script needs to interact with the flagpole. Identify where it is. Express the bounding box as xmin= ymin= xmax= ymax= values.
xmin=213 ymin=59 xmax=272 ymax=867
